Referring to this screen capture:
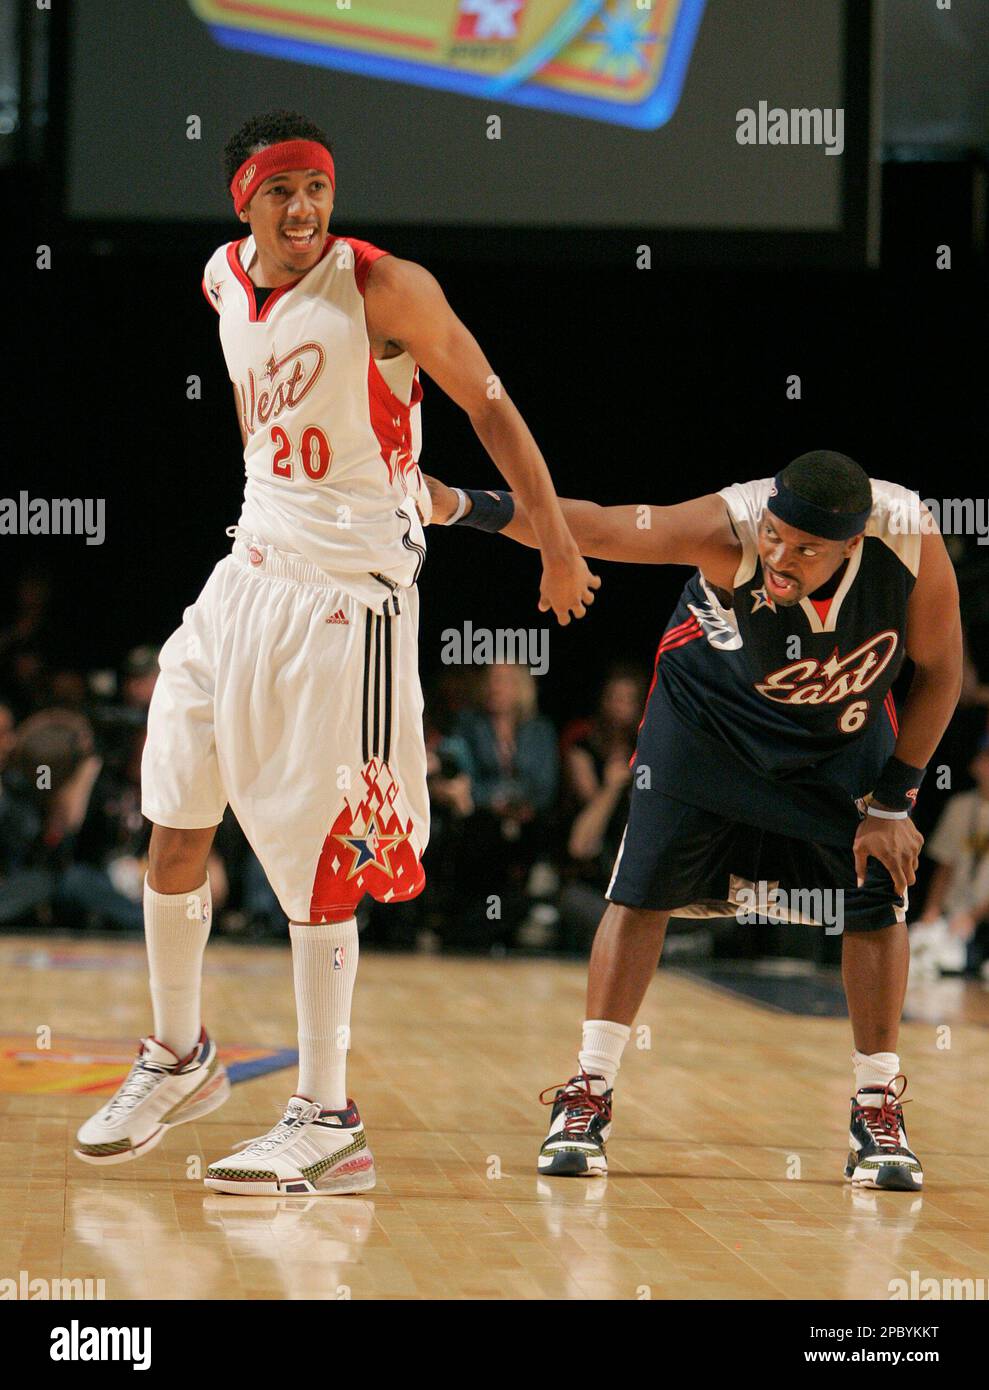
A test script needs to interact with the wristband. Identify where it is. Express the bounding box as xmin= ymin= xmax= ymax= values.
xmin=450 ymin=488 xmax=515 ymax=534
xmin=866 ymin=806 xmax=910 ymax=821
xmin=871 ymin=755 xmax=926 ymax=813
xmin=443 ymin=487 xmax=469 ymax=527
